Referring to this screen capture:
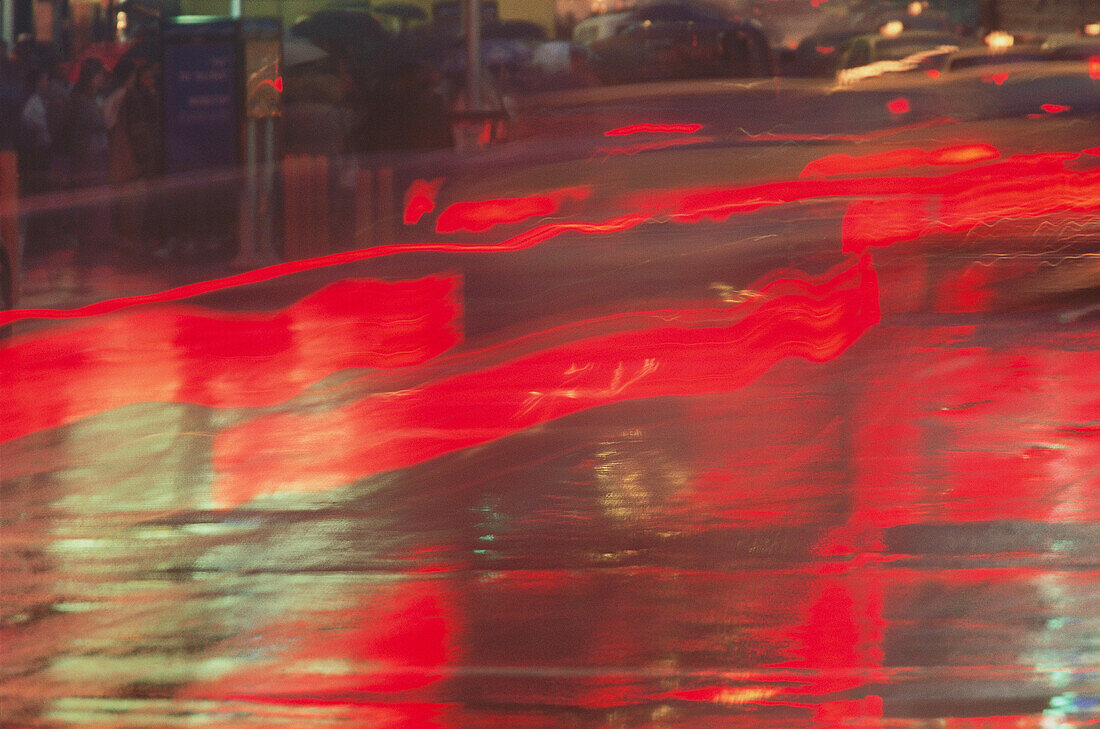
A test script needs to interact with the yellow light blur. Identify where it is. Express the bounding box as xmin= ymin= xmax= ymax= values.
xmin=880 ymin=20 xmax=904 ymax=37
xmin=985 ymin=30 xmax=1015 ymax=50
